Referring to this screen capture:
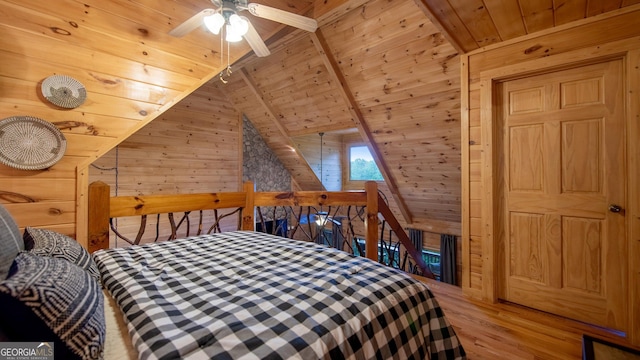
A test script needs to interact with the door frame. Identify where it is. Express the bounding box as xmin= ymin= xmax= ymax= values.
xmin=478 ymin=39 xmax=639 ymax=343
